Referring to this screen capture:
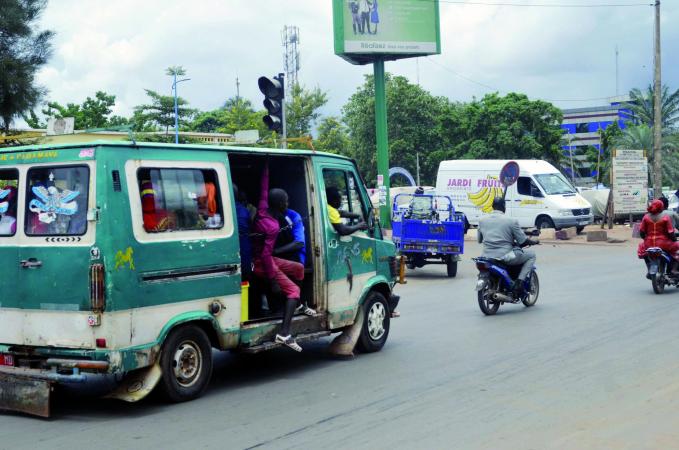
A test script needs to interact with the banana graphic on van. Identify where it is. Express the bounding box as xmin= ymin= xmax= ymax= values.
xmin=468 ymin=186 xmax=505 ymax=213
